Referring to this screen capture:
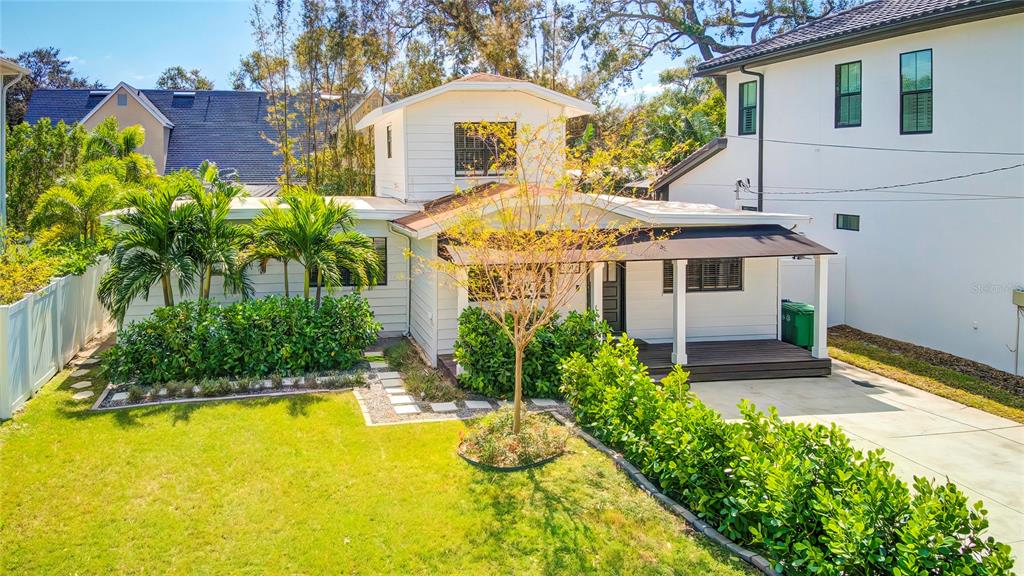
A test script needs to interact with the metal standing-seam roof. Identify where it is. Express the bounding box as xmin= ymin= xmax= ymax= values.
xmin=696 ymin=0 xmax=1024 ymax=74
